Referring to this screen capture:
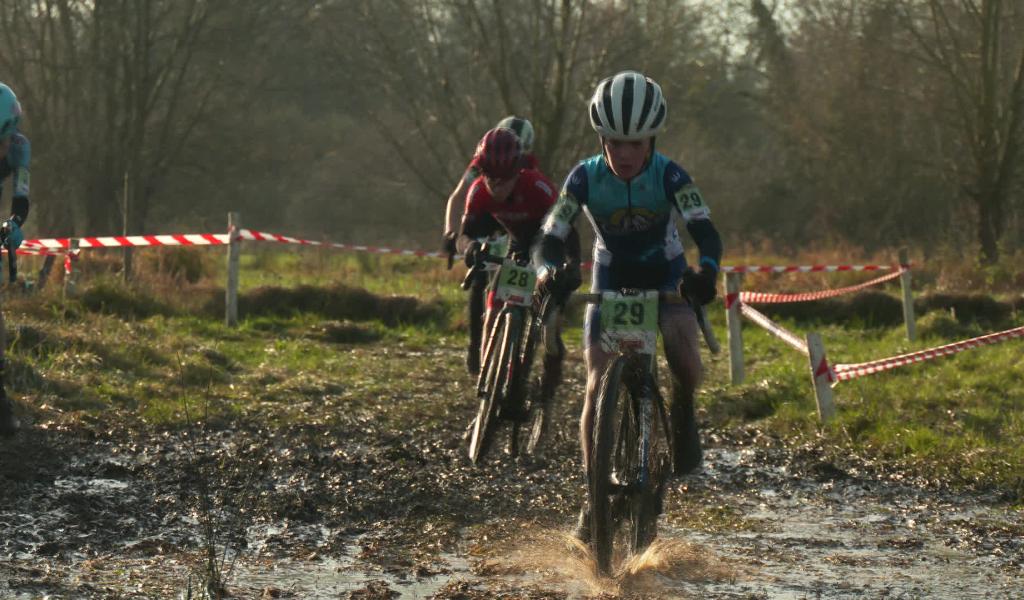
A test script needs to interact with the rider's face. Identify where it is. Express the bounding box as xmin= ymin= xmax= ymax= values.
xmin=603 ymin=138 xmax=652 ymax=180
xmin=484 ymin=174 xmax=518 ymax=201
